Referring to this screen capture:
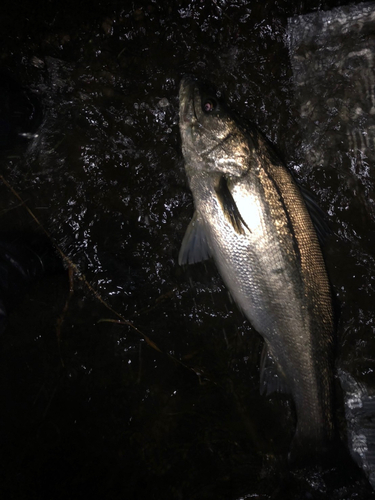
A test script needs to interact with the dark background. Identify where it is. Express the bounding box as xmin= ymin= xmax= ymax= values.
xmin=0 ymin=1 xmax=374 ymax=498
